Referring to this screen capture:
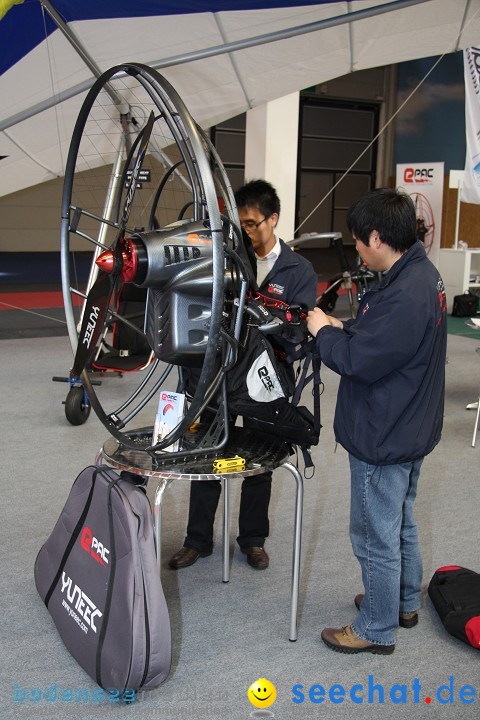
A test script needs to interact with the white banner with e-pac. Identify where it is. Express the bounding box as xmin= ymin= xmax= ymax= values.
xmin=396 ymin=162 xmax=444 ymax=269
